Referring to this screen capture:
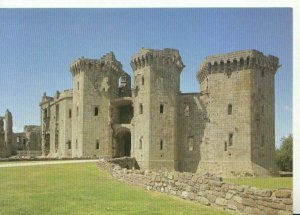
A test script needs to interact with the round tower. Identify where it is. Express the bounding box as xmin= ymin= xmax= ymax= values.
xmin=130 ymin=48 xmax=185 ymax=170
